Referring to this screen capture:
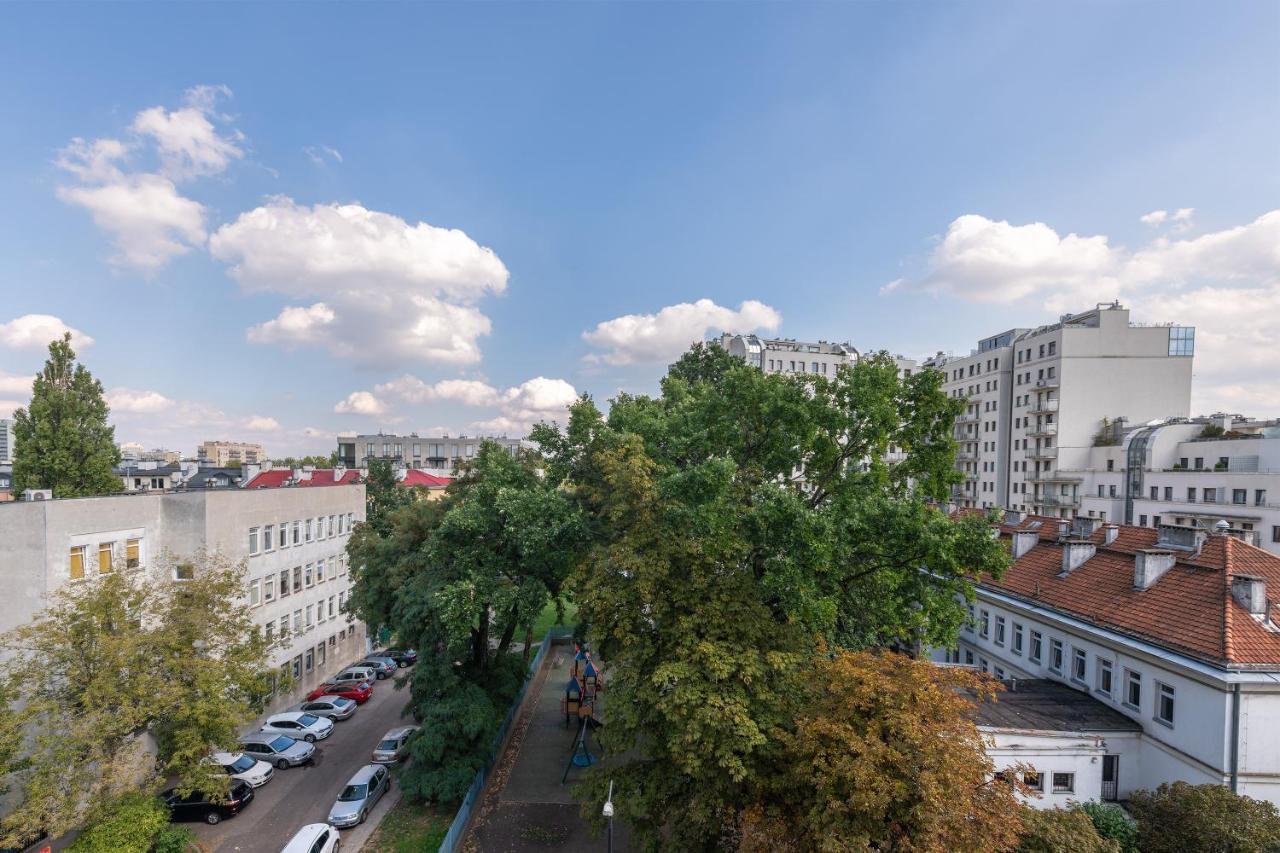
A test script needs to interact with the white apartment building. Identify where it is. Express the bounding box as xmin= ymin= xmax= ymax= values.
xmin=0 ymin=418 xmax=16 ymax=464
xmin=0 ymin=484 xmax=367 ymax=710
xmin=715 ymin=332 xmax=858 ymax=377
xmin=336 ymin=432 xmax=521 ymax=471
xmin=198 ymin=440 xmax=265 ymax=467
xmin=1072 ymin=415 xmax=1280 ymax=556
xmin=925 ymin=303 xmax=1194 ymax=518
xmin=938 ymin=512 xmax=1280 ymax=808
